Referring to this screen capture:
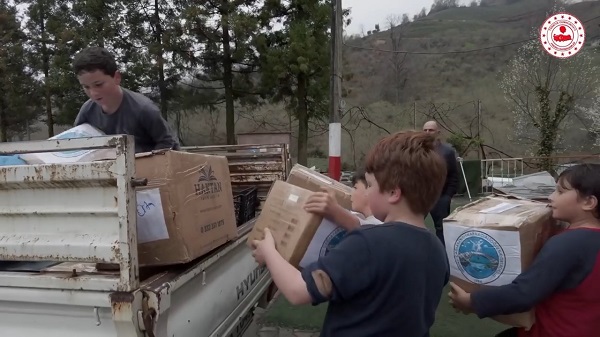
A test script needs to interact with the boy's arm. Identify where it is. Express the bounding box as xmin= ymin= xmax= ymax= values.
xmin=263 ymin=230 xmax=374 ymax=306
xmin=142 ymin=104 xmax=180 ymax=150
xmin=303 ymin=191 xmax=361 ymax=231
xmin=470 ymin=234 xmax=578 ymax=317
xmin=263 ymin=246 xmax=312 ymax=305
xmin=327 ymin=204 xmax=361 ymax=231
xmin=74 ymin=100 xmax=92 ymax=126
xmin=301 ymin=230 xmax=374 ymax=304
